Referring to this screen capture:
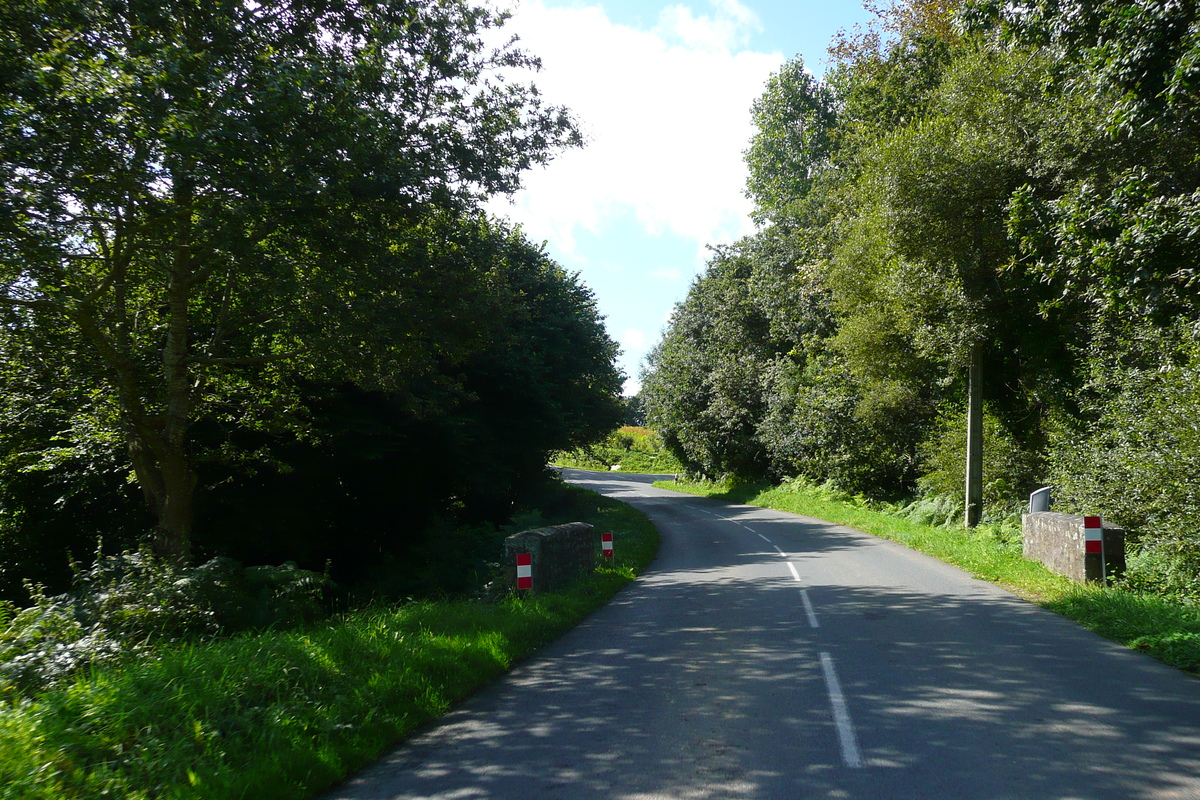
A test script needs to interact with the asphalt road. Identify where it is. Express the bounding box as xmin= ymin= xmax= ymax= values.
xmin=323 ymin=469 xmax=1200 ymax=800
